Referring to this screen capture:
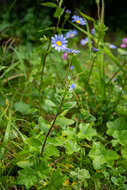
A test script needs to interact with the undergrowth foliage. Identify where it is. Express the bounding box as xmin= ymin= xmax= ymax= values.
xmin=0 ymin=0 xmax=127 ymax=189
